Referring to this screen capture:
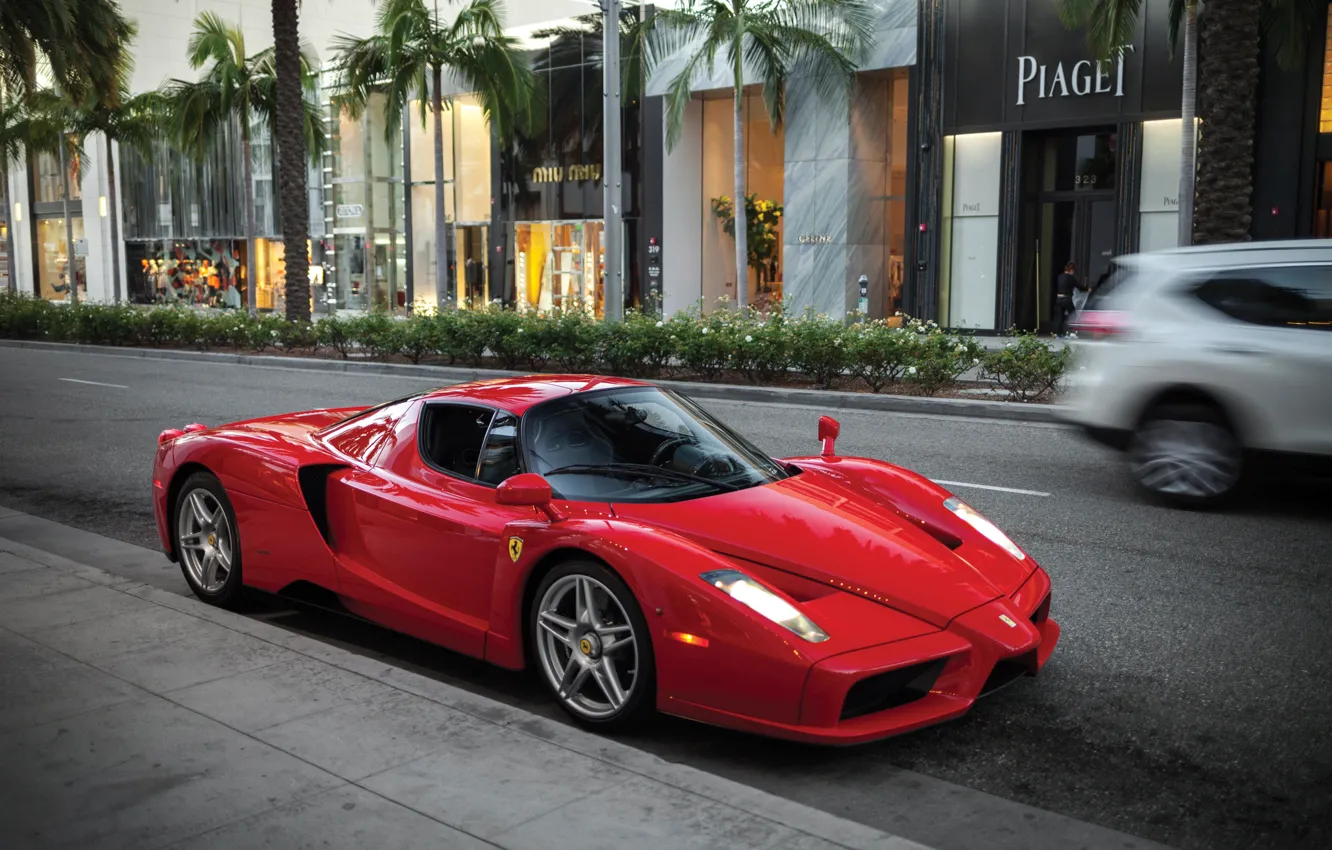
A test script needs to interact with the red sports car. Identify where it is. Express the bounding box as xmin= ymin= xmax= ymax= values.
xmin=152 ymin=376 xmax=1059 ymax=744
